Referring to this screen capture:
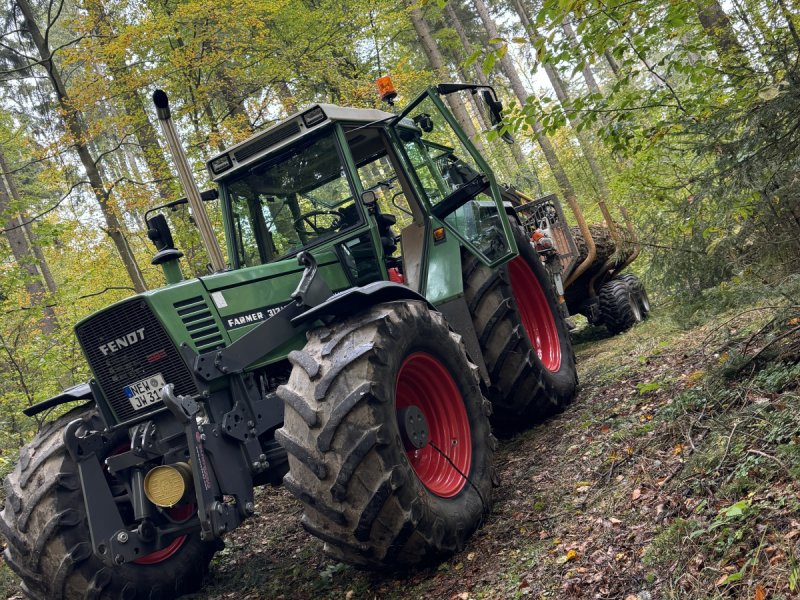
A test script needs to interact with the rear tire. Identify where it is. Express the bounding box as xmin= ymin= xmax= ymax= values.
xmin=598 ymin=278 xmax=642 ymax=334
xmin=1 ymin=407 xmax=216 ymax=600
xmin=462 ymin=225 xmax=578 ymax=431
xmin=276 ymin=301 xmax=495 ymax=568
